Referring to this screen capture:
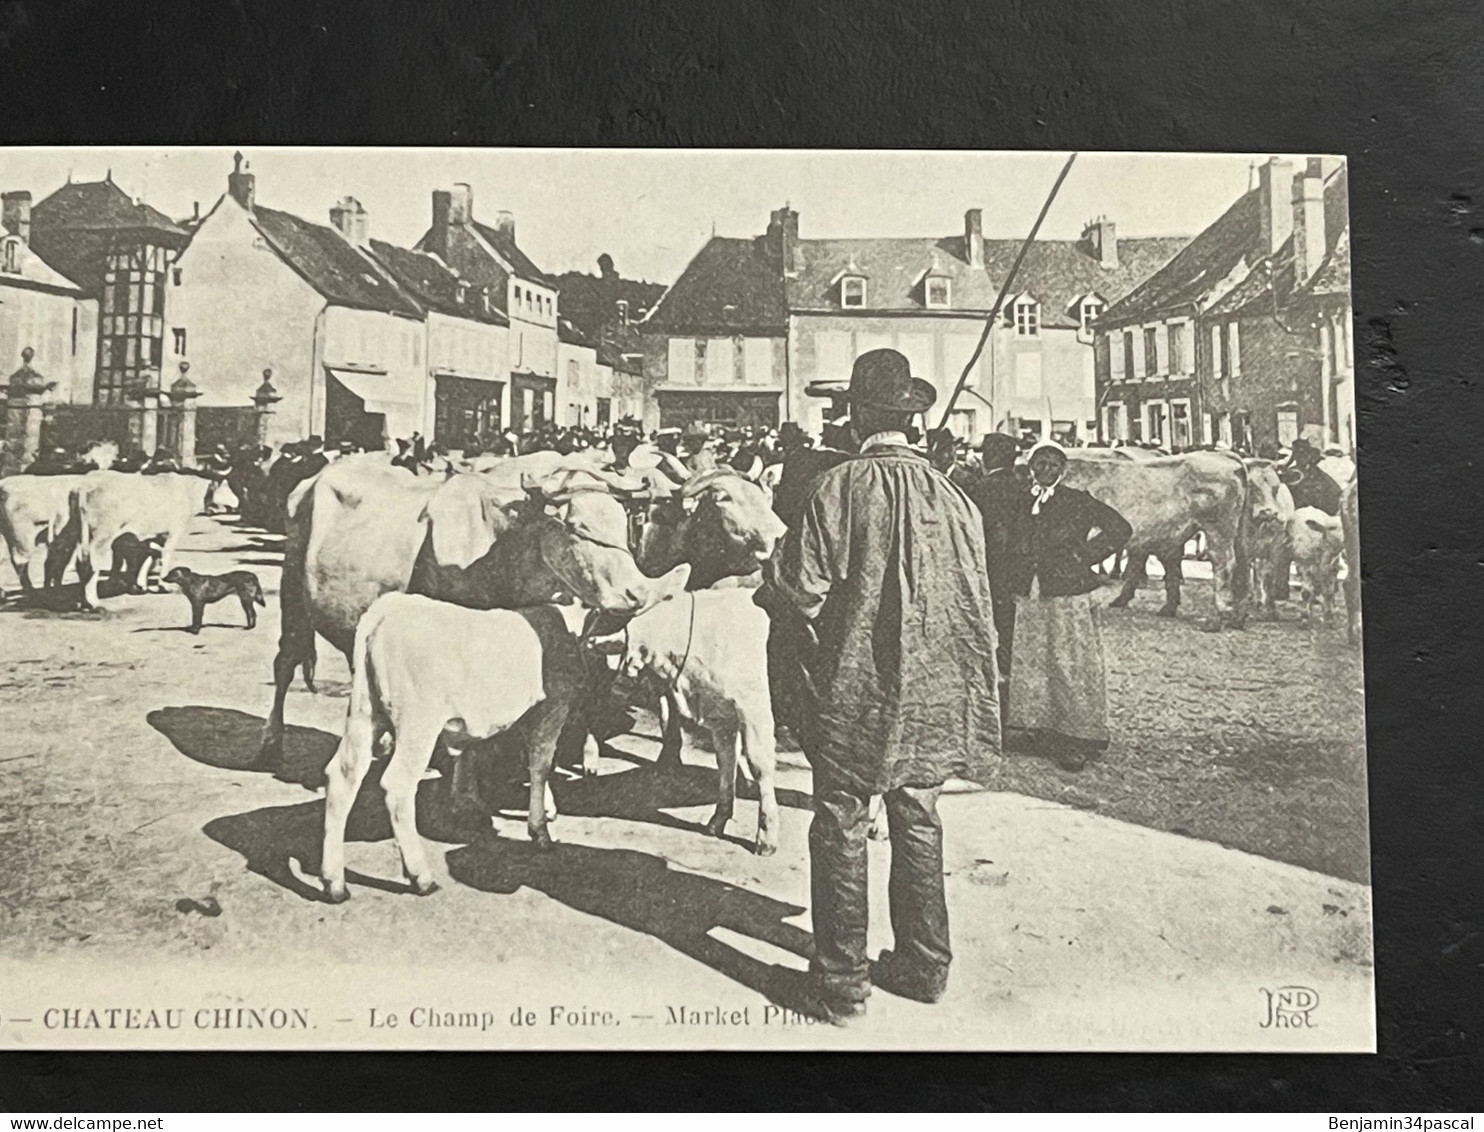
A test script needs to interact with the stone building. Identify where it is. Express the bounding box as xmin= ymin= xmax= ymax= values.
xmin=1093 ymin=157 xmax=1352 ymax=454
